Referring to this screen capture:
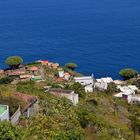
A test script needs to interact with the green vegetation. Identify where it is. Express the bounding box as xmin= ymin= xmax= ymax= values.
xmin=129 ymin=106 xmax=140 ymax=140
xmin=5 ymin=56 xmax=23 ymax=69
xmin=65 ymin=82 xmax=85 ymax=98
xmin=0 ymin=93 xmax=20 ymax=116
xmin=0 ymin=121 xmax=22 ymax=140
xmin=119 ymin=68 xmax=138 ymax=80
xmin=0 ymin=78 xmax=140 ymax=140
xmin=105 ymin=82 xmax=120 ymax=95
xmin=1 ymin=60 xmax=140 ymax=140
xmin=26 ymin=62 xmax=41 ymax=66
xmin=63 ymin=66 xmax=82 ymax=77
xmin=16 ymin=81 xmax=85 ymax=140
xmin=0 ymin=77 xmax=13 ymax=84
xmin=65 ymin=63 xmax=78 ymax=71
